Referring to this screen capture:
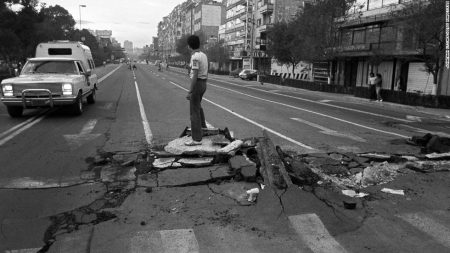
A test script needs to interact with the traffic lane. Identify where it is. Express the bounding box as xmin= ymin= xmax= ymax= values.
xmin=203 ymin=77 xmax=450 ymax=140
xmin=100 ymin=67 xmax=148 ymax=153
xmin=136 ymin=67 xmax=273 ymax=149
xmin=162 ymin=71 xmax=416 ymax=138
xmin=0 ymin=65 xmax=130 ymax=179
xmin=209 ymin=75 xmax=450 ymax=131
xmin=134 ymin=66 xmax=190 ymax=146
xmin=151 ymin=72 xmax=416 ymax=153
